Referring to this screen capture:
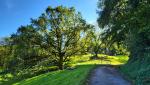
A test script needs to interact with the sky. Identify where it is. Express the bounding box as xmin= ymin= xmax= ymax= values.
xmin=0 ymin=0 xmax=99 ymax=37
